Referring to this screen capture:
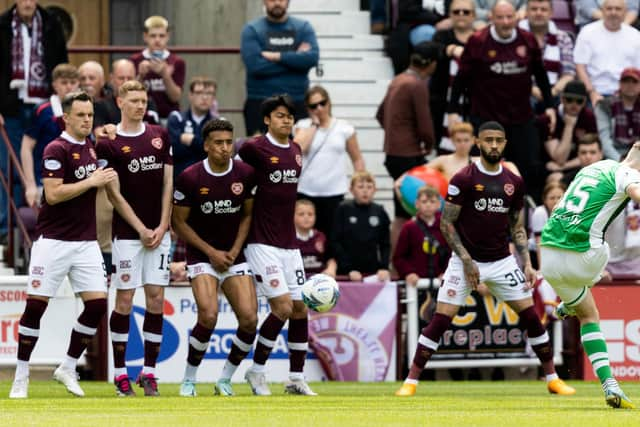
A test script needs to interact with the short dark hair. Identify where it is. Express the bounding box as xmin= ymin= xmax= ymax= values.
xmin=478 ymin=121 xmax=505 ymax=134
xmin=202 ymin=118 xmax=234 ymax=140
xmin=577 ymin=133 xmax=602 ymax=150
xmin=260 ymin=94 xmax=296 ymax=119
xmin=410 ymin=41 xmax=442 ymax=68
xmin=61 ymin=91 xmax=92 ymax=113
